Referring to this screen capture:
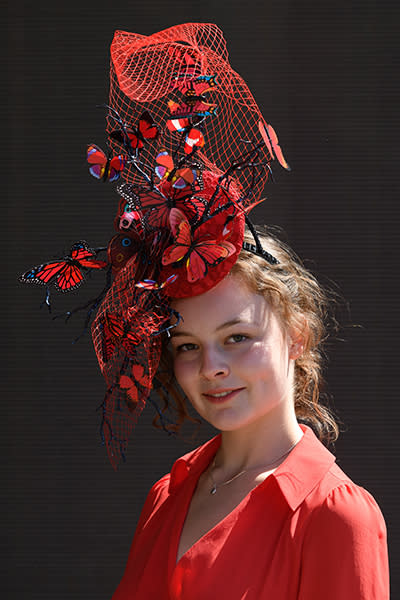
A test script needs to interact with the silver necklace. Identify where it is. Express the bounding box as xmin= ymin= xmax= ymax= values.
xmin=209 ymin=440 xmax=299 ymax=495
